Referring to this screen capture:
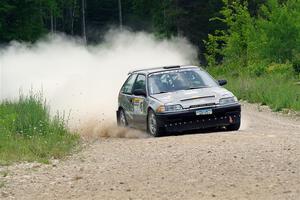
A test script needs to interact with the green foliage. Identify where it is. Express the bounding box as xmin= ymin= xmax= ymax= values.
xmin=209 ymin=66 xmax=300 ymax=111
xmin=0 ymin=93 xmax=79 ymax=165
xmin=256 ymin=0 xmax=300 ymax=62
xmin=204 ymin=33 xmax=223 ymax=67
xmin=248 ymin=62 xmax=267 ymax=77
xmin=292 ymin=57 xmax=300 ymax=74
xmin=0 ymin=0 xmax=45 ymax=42
xmin=205 ymin=0 xmax=300 ymax=70
xmin=0 ymin=0 xmax=81 ymax=42
xmin=205 ymin=0 xmax=300 ymax=112
xmin=152 ymin=0 xmax=183 ymax=38
xmin=0 ymin=0 xmax=227 ymax=59
xmin=266 ymin=62 xmax=294 ymax=74
xmin=222 ymin=1 xmax=254 ymax=66
xmin=205 ymin=0 xmax=254 ymax=67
